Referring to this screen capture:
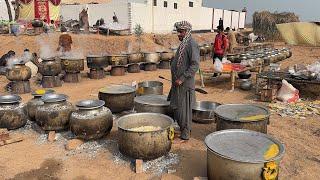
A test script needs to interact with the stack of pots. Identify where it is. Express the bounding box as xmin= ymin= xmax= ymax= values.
xmin=35 ymin=94 xmax=74 ymax=130
xmin=26 ymin=89 xmax=55 ymax=121
xmin=38 ymin=57 xmax=62 ymax=88
xmin=60 ymin=57 xmax=85 ymax=83
xmin=143 ymin=52 xmax=160 ymax=71
xmin=107 ymin=55 xmax=128 ymax=76
xmin=70 ymin=100 xmax=113 ymax=140
xmin=6 ymin=63 xmax=32 ymax=94
xmin=126 ymin=53 xmax=142 ymax=73
xmin=0 ymin=94 xmax=27 ymax=130
xmin=87 ymin=55 xmax=108 ymax=79
xmin=158 ymin=51 xmax=174 ymax=69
